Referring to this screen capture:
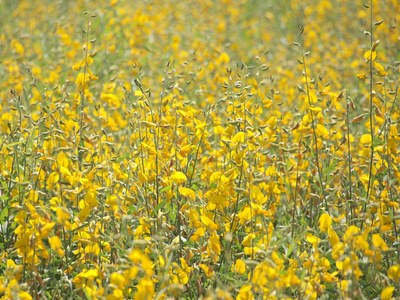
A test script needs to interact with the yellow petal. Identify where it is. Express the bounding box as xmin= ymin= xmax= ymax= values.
xmin=232 ymin=132 xmax=246 ymax=143
xmin=233 ymin=259 xmax=246 ymax=274
xmin=364 ymin=50 xmax=377 ymax=61
xmin=318 ymin=213 xmax=332 ymax=233
xmin=49 ymin=236 xmax=62 ymax=250
xmin=171 ymin=171 xmax=187 ymax=184
xmin=381 ymin=286 xmax=395 ymax=300
xmin=360 ymin=134 xmax=372 ymax=145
